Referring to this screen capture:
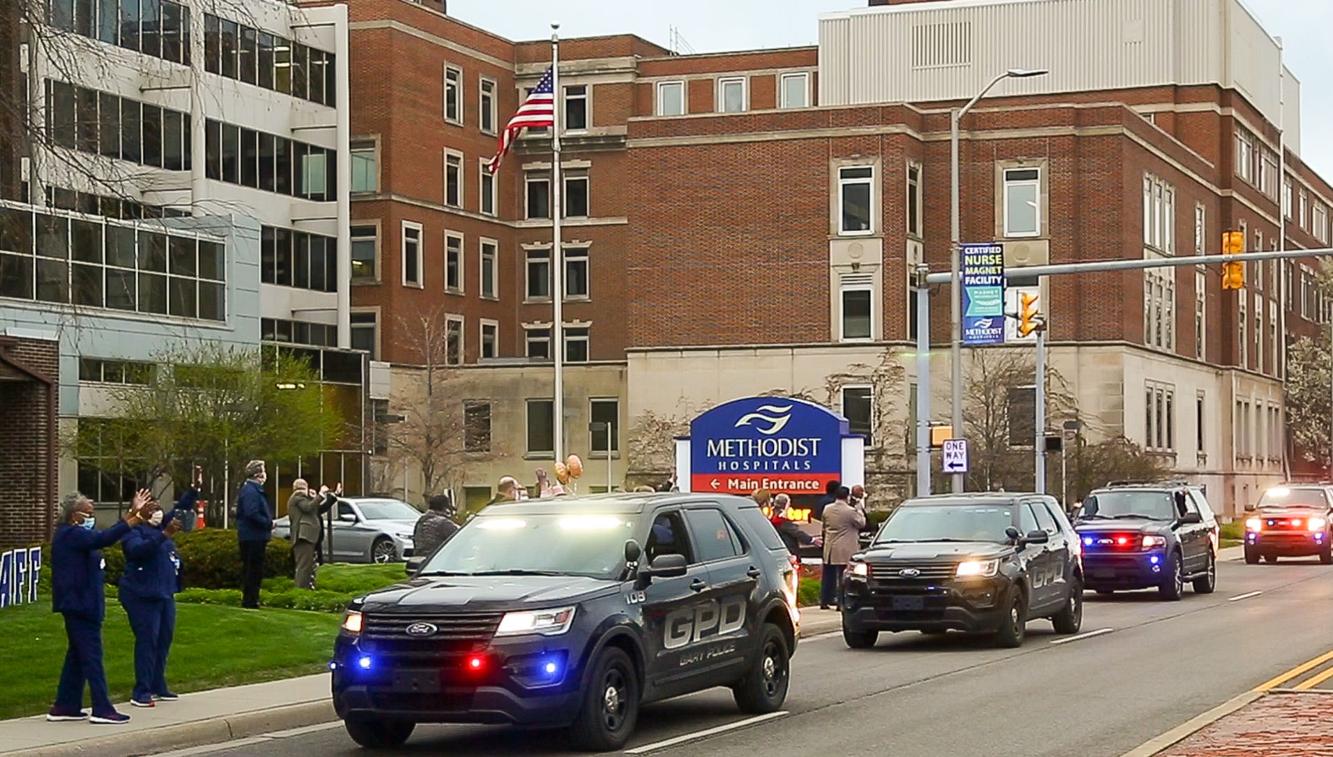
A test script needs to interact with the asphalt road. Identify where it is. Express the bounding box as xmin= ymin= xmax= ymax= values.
xmin=156 ymin=557 xmax=1333 ymax=757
